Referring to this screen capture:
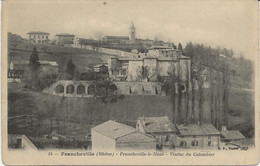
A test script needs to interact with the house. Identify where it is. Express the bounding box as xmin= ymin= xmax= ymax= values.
xmin=219 ymin=126 xmax=245 ymax=142
xmin=55 ymin=33 xmax=75 ymax=46
xmin=8 ymin=60 xmax=59 ymax=78
xmin=8 ymin=134 xmax=38 ymax=150
xmin=176 ymin=124 xmax=220 ymax=149
xmin=27 ymin=31 xmax=50 ymax=44
xmin=91 ymin=120 xmax=156 ymax=151
xmin=136 ymin=116 xmax=178 ymax=148
xmin=93 ymin=63 xmax=108 ymax=74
